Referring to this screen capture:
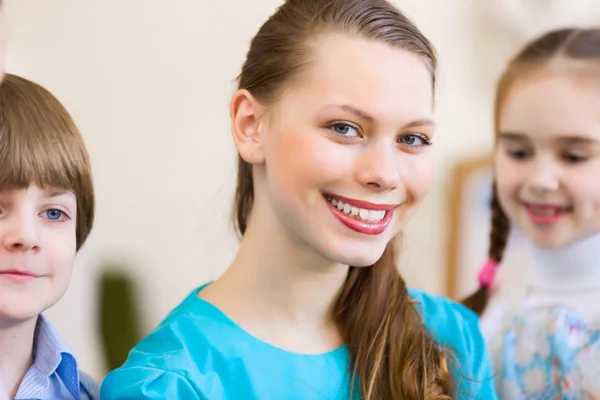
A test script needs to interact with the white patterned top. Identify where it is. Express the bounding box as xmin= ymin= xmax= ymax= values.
xmin=481 ymin=232 xmax=600 ymax=399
